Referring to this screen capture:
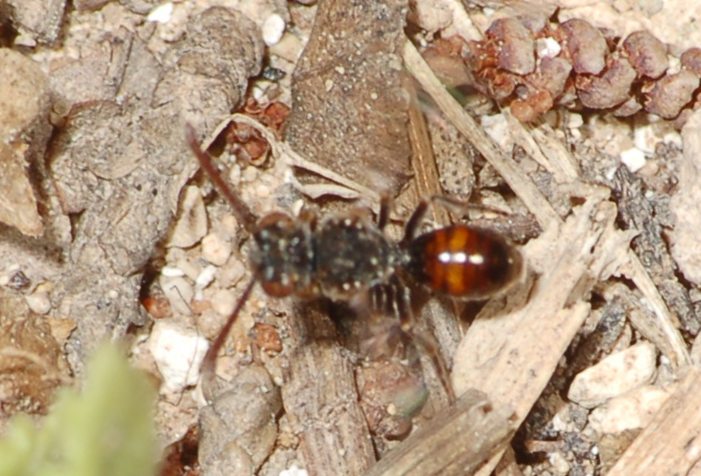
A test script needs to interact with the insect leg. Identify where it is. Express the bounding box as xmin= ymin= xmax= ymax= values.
xmin=377 ymin=194 xmax=392 ymax=230
xmin=392 ymin=276 xmax=456 ymax=403
xmin=185 ymin=124 xmax=258 ymax=233
xmin=200 ymin=277 xmax=256 ymax=401
xmin=401 ymin=199 xmax=430 ymax=244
